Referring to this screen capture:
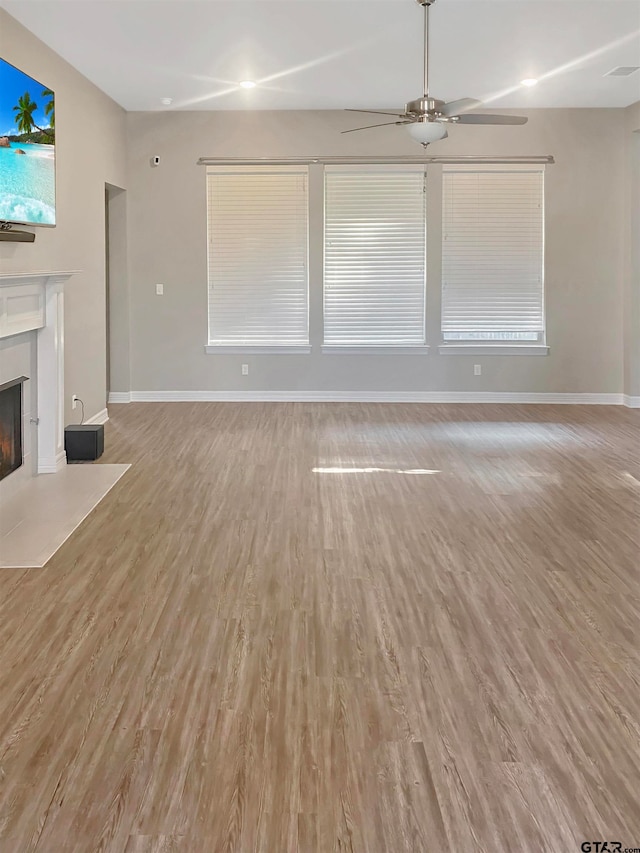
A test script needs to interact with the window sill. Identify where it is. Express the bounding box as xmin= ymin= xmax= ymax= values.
xmin=438 ymin=344 xmax=549 ymax=356
xmin=321 ymin=345 xmax=430 ymax=355
xmin=205 ymin=345 xmax=311 ymax=355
